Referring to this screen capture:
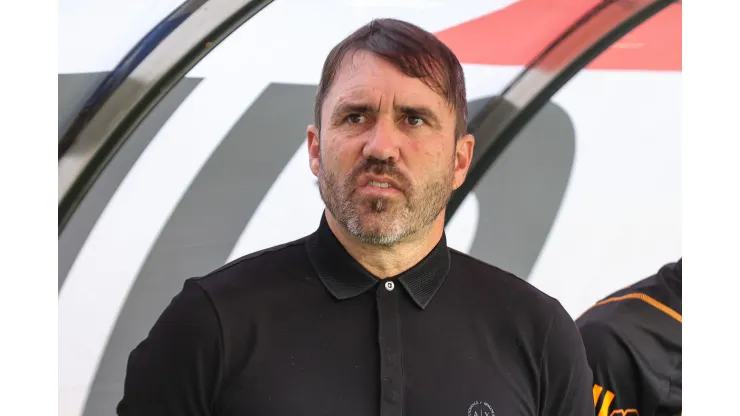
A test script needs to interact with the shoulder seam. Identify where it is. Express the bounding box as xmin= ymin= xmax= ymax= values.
xmin=448 ymin=248 xmax=497 ymax=269
xmin=448 ymin=249 xmax=556 ymax=304
xmin=448 ymin=248 xmax=521 ymax=279
xmin=581 ymin=292 xmax=682 ymax=323
xmin=194 ymin=238 xmax=308 ymax=280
